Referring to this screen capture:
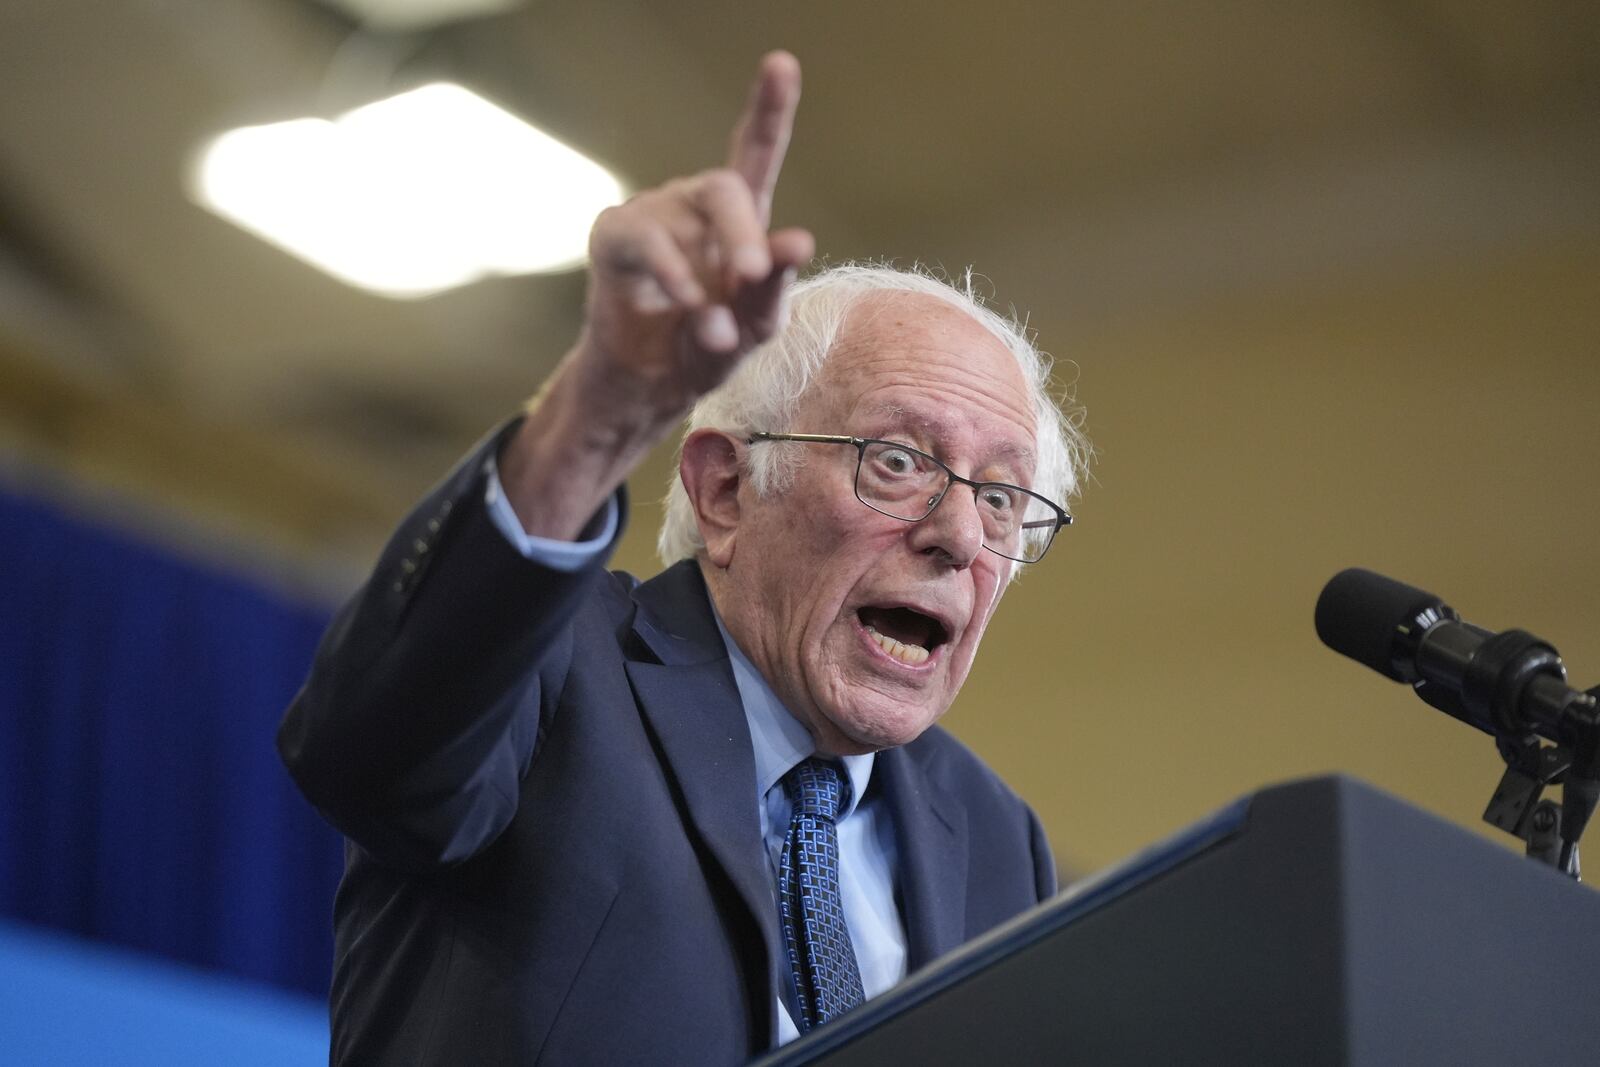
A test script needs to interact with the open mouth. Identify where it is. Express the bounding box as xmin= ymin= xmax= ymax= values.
xmin=856 ymin=606 xmax=950 ymax=666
